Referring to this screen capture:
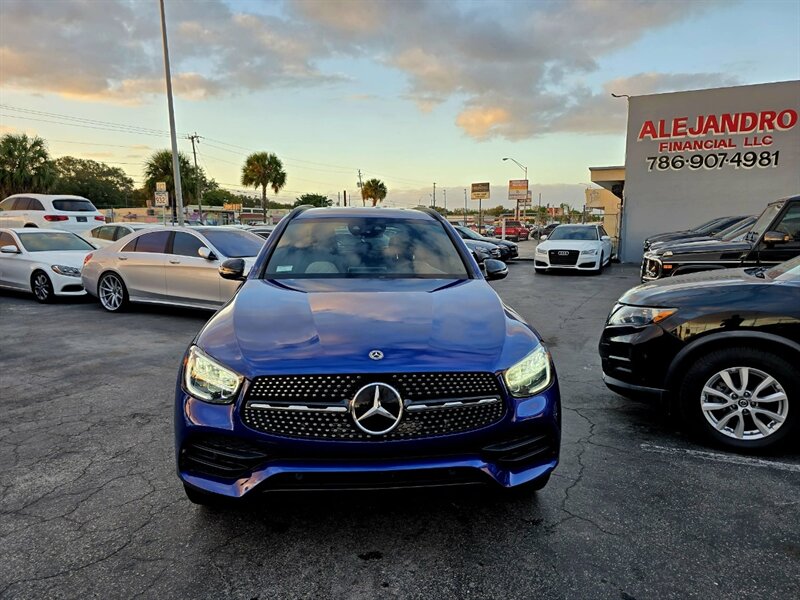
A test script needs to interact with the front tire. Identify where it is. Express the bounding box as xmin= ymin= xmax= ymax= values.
xmin=679 ymin=347 xmax=798 ymax=452
xmin=97 ymin=272 xmax=128 ymax=312
xmin=31 ymin=271 xmax=54 ymax=303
